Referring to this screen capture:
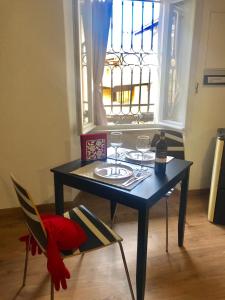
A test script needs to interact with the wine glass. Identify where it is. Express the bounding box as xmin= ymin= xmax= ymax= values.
xmin=136 ymin=135 xmax=151 ymax=168
xmin=110 ymin=132 xmax=123 ymax=164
